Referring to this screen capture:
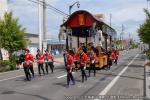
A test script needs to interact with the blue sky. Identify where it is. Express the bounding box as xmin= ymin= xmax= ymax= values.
xmin=8 ymin=0 xmax=147 ymax=40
